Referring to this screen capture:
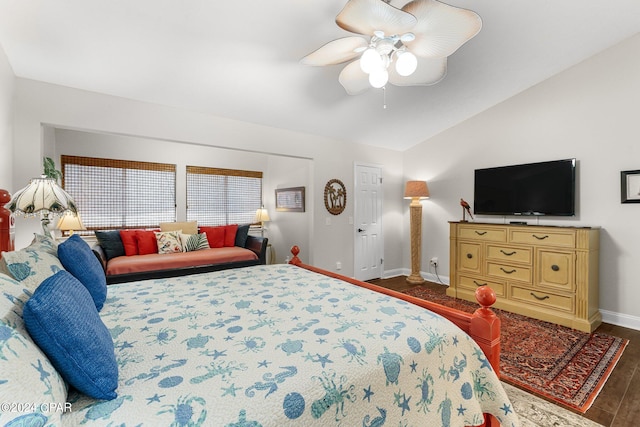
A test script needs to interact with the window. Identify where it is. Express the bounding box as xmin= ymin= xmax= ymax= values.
xmin=186 ymin=166 xmax=262 ymax=226
xmin=61 ymin=155 xmax=176 ymax=229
